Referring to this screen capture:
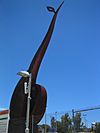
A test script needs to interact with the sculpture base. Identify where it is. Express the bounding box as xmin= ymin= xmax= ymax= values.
xmin=8 ymin=119 xmax=38 ymax=133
